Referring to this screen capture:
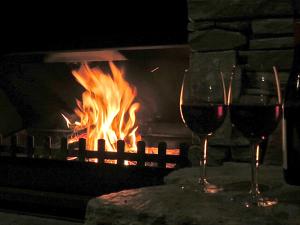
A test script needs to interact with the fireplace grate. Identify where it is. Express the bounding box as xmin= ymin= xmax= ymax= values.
xmin=0 ymin=134 xmax=189 ymax=169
